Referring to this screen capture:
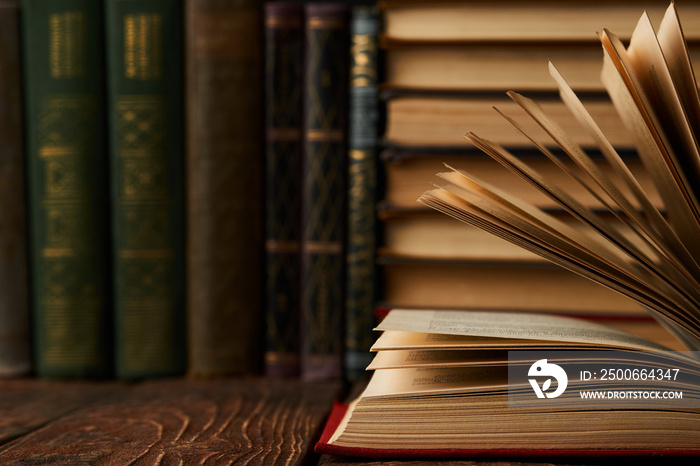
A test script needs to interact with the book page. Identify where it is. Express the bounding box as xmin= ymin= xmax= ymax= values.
xmin=506 ymin=90 xmax=649 ymax=225
xmin=371 ymin=330 xmax=593 ymax=351
xmin=657 ymin=2 xmax=700 ymax=139
xmin=419 ymin=186 xmax=680 ymax=320
xmin=601 ymin=29 xmax=700 ymax=261
xmin=626 ymin=11 xmax=700 ymax=212
xmin=550 ymin=61 xmax=700 ymax=290
xmin=431 ymin=168 xmax=691 ymax=321
xmin=361 ymin=366 xmax=510 ymax=397
xmin=458 ymin=134 xmax=659 ymax=276
xmin=440 ymin=161 xmax=661 ymax=280
xmin=437 ymin=170 xmax=628 ymax=269
xmin=367 ymin=347 xmax=700 ymax=372
xmin=367 ymin=349 xmax=508 ymax=370
xmin=434 ymin=170 xmax=690 ymax=314
xmin=376 ymin=309 xmax=669 ymax=351
xmin=421 ymin=179 xmax=700 ymax=342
